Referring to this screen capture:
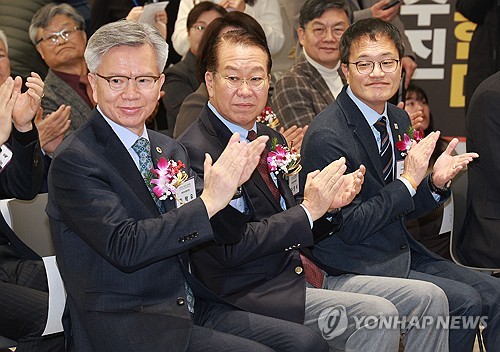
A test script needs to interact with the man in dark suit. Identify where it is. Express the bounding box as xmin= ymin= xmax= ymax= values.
xmin=47 ymin=20 xmax=329 ymax=352
xmin=301 ymin=18 xmax=500 ymax=351
xmin=0 ymin=63 xmax=64 ymax=349
xmin=179 ymin=29 xmax=451 ymax=351
xmin=460 ymin=71 xmax=500 ymax=268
